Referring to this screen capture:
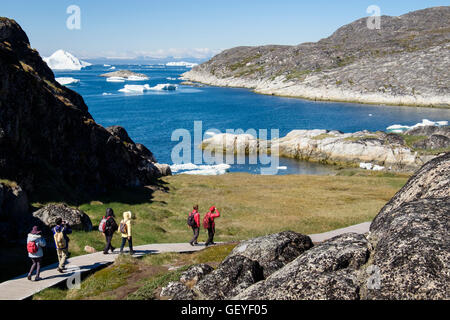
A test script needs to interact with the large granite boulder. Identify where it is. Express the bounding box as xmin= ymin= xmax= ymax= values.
xmin=405 ymin=125 xmax=450 ymax=138
xmin=194 ymin=255 xmax=264 ymax=300
xmin=160 ymin=281 xmax=195 ymax=300
xmin=364 ymin=152 xmax=450 ymax=300
xmin=32 ymin=203 xmax=93 ymax=231
xmin=363 ymin=198 xmax=449 ymax=300
xmin=192 ymin=231 xmax=312 ymax=300
xmin=226 ymin=231 xmax=313 ymax=278
xmin=234 ymin=233 xmax=370 ymax=300
xmin=180 ymin=264 xmax=214 ymax=285
xmin=413 ymin=135 xmax=449 ymax=150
